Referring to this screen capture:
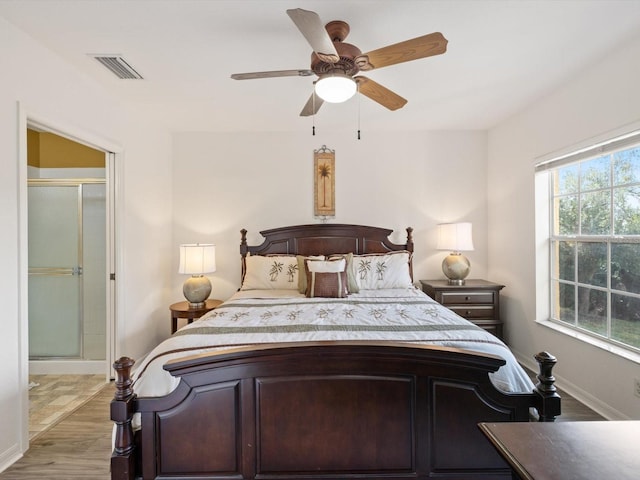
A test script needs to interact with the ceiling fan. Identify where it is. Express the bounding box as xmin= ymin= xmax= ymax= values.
xmin=231 ymin=8 xmax=448 ymax=116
